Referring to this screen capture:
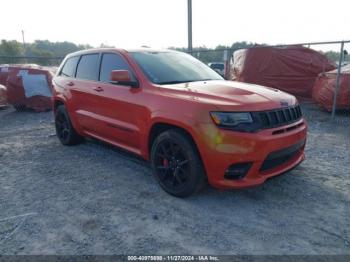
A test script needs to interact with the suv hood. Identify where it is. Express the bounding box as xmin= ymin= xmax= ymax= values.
xmin=160 ymin=80 xmax=297 ymax=111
